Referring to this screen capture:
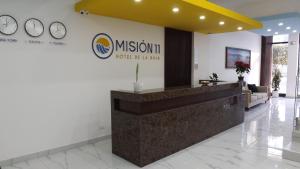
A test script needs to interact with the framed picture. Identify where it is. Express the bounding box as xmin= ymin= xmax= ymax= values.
xmin=225 ymin=47 xmax=251 ymax=68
